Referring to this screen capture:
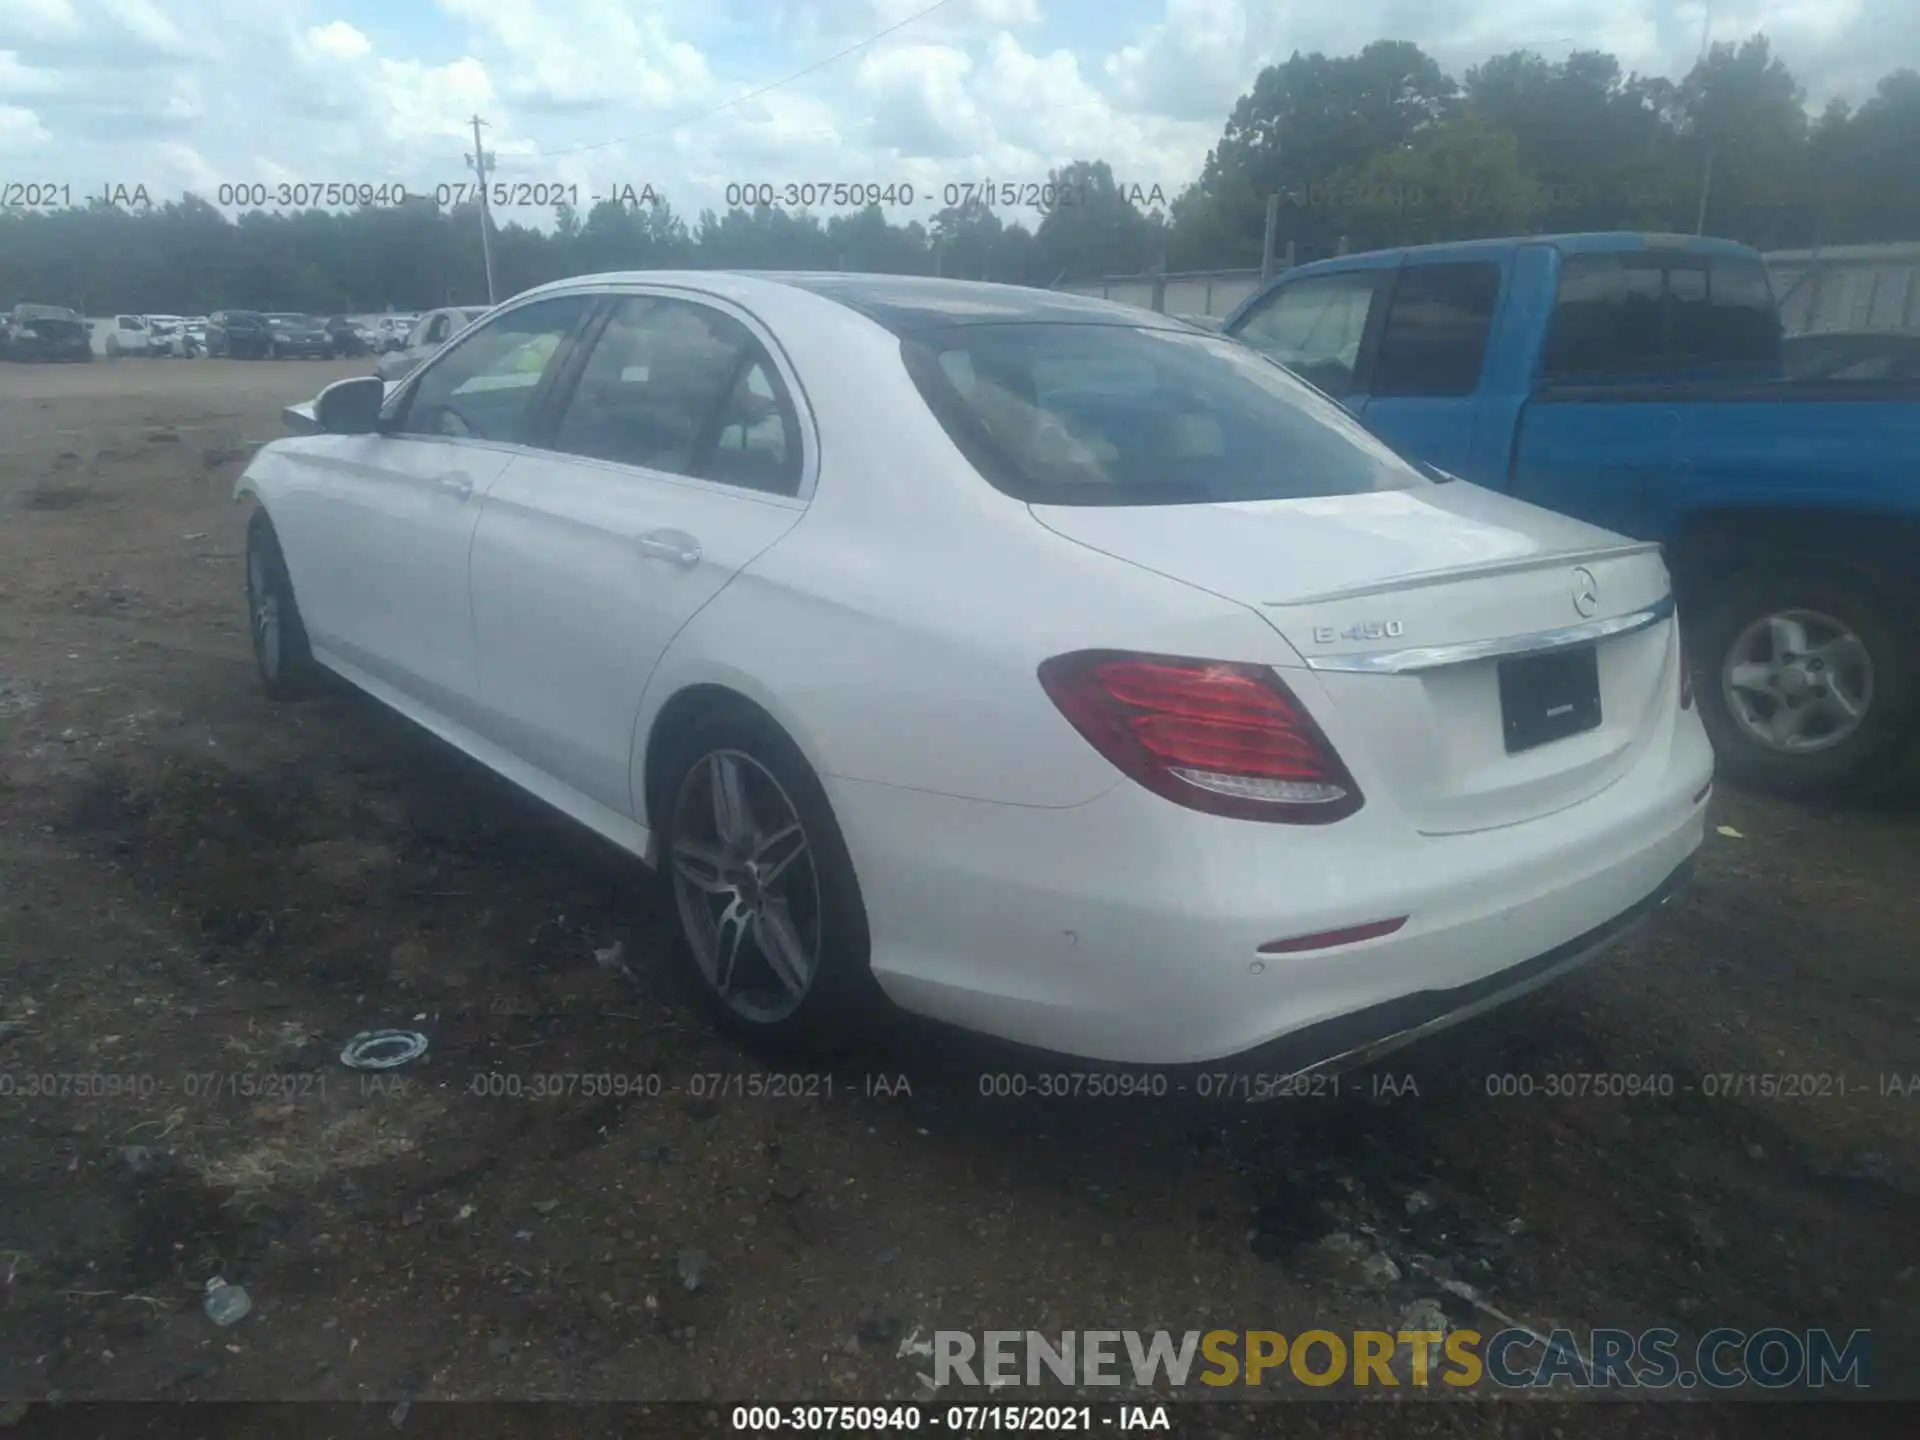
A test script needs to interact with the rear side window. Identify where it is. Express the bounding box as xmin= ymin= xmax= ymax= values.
xmin=1370 ymin=262 xmax=1503 ymax=398
xmin=1231 ymin=272 xmax=1379 ymax=397
xmin=901 ymin=322 xmax=1427 ymax=506
xmin=1543 ymin=252 xmax=1781 ymax=378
